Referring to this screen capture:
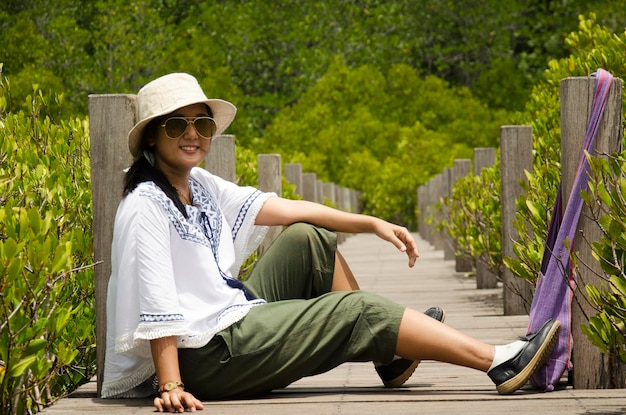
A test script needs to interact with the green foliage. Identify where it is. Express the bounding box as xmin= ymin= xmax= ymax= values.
xmin=4 ymin=0 xmax=625 ymax=128
xmin=262 ymin=59 xmax=509 ymax=228
xmin=0 ymin=73 xmax=95 ymax=414
xmin=502 ymin=15 xmax=626 ymax=362
xmin=437 ymin=13 xmax=626 ymax=364
xmin=579 ymin=153 xmax=626 ymax=363
xmin=442 ymin=164 xmax=502 ymax=275
xmin=508 ymin=14 xmax=626 ymax=288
